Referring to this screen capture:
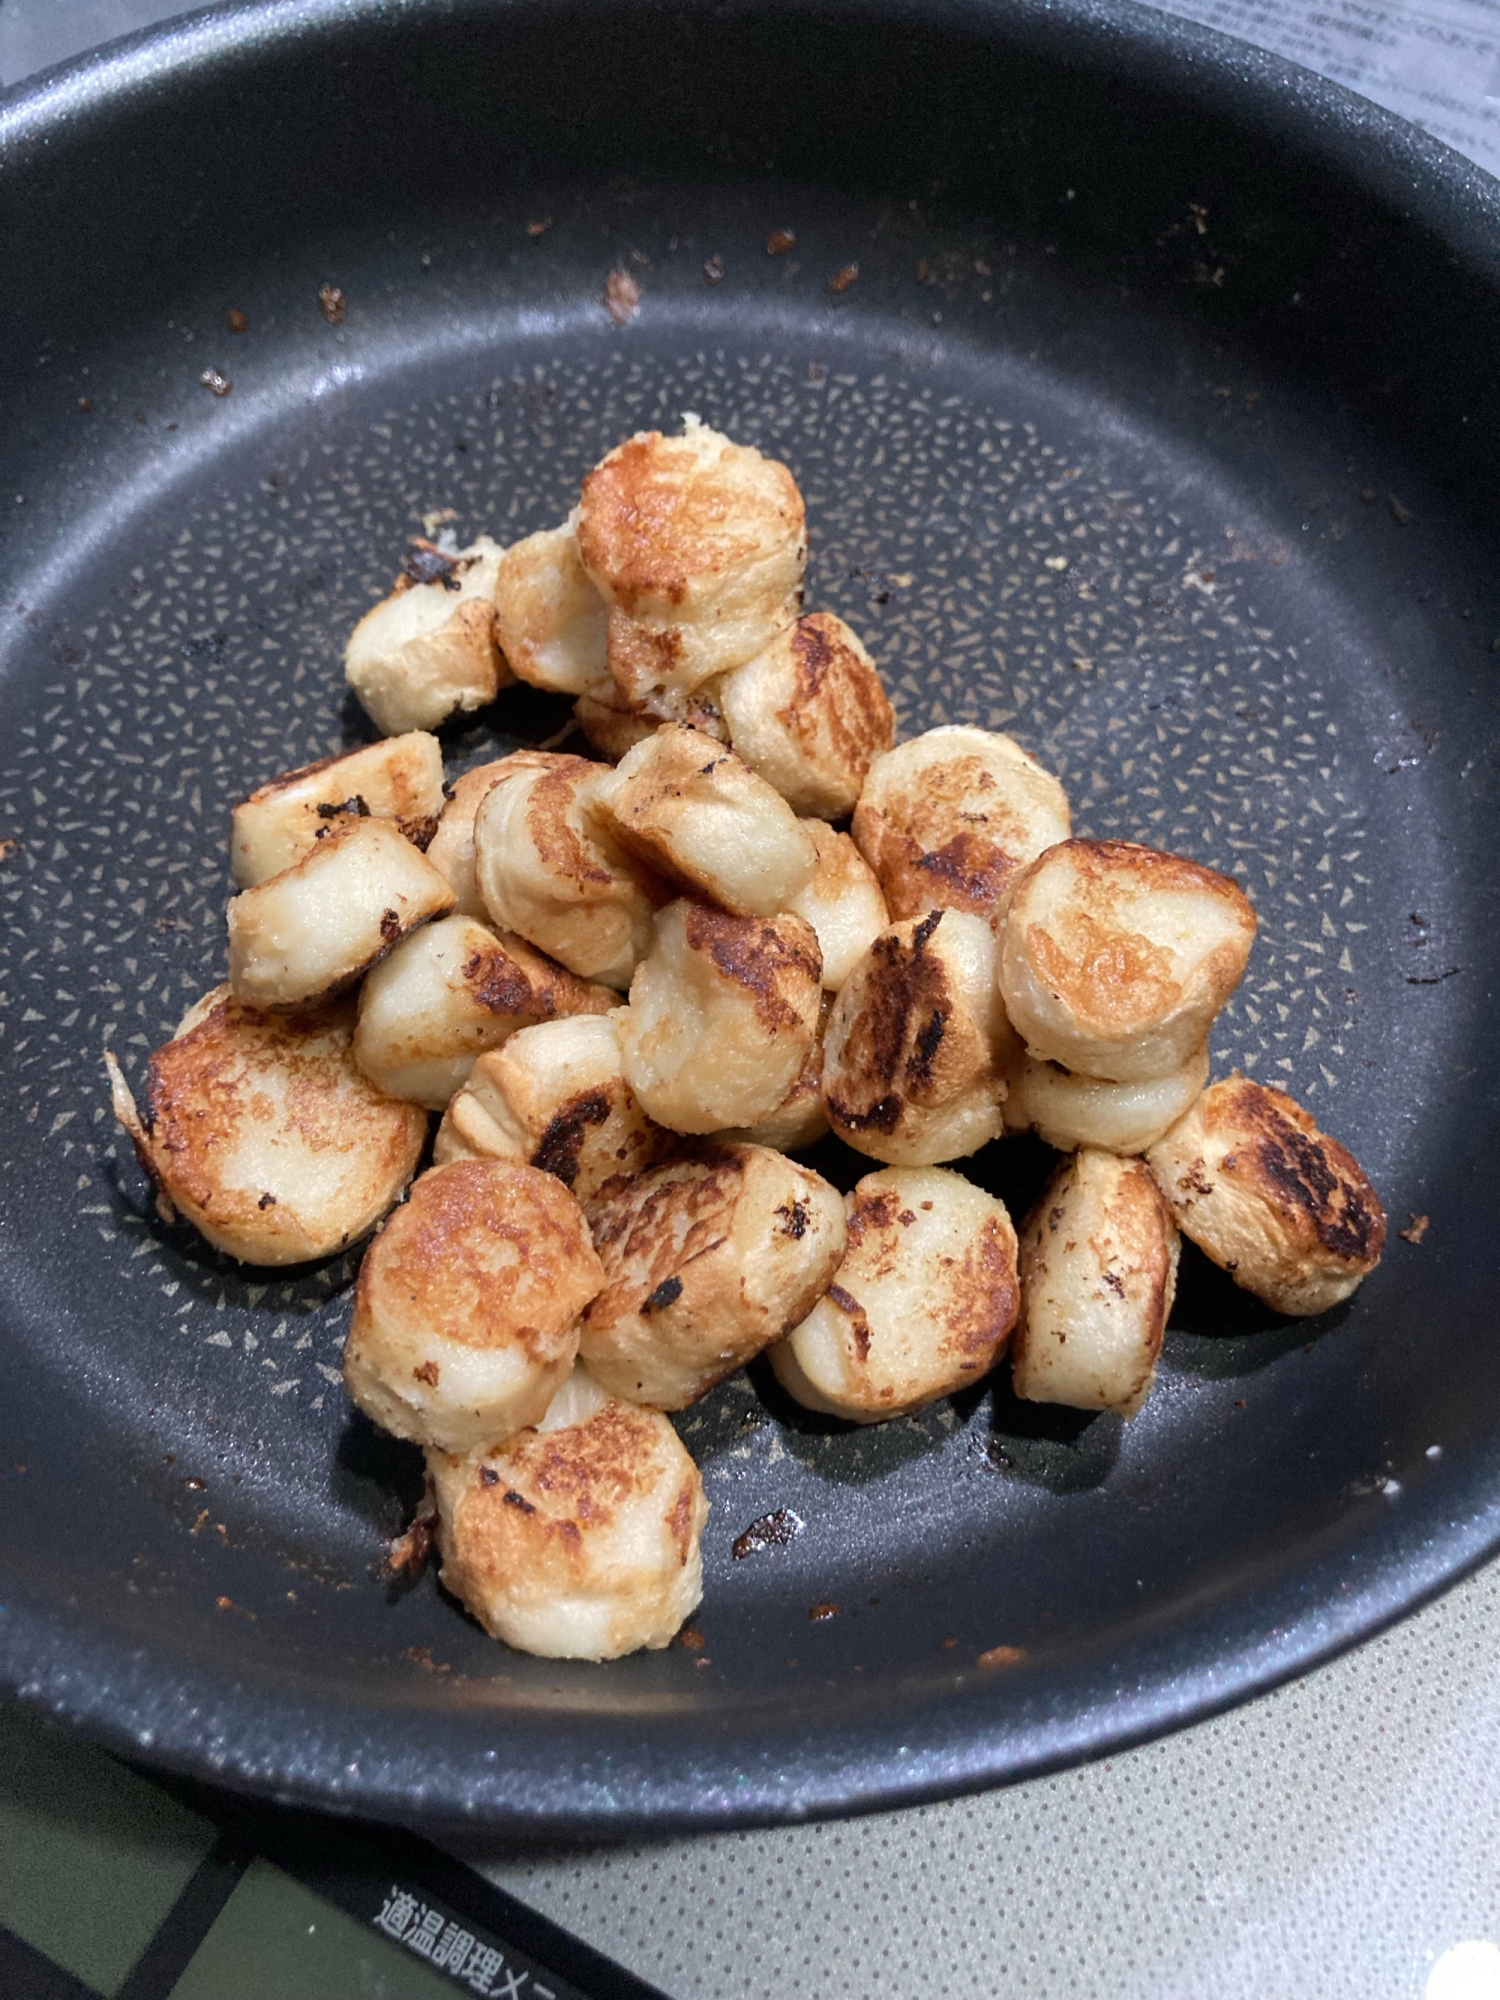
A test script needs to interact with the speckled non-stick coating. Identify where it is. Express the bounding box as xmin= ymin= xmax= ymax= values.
xmin=3 ymin=0 xmax=1500 ymax=1832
